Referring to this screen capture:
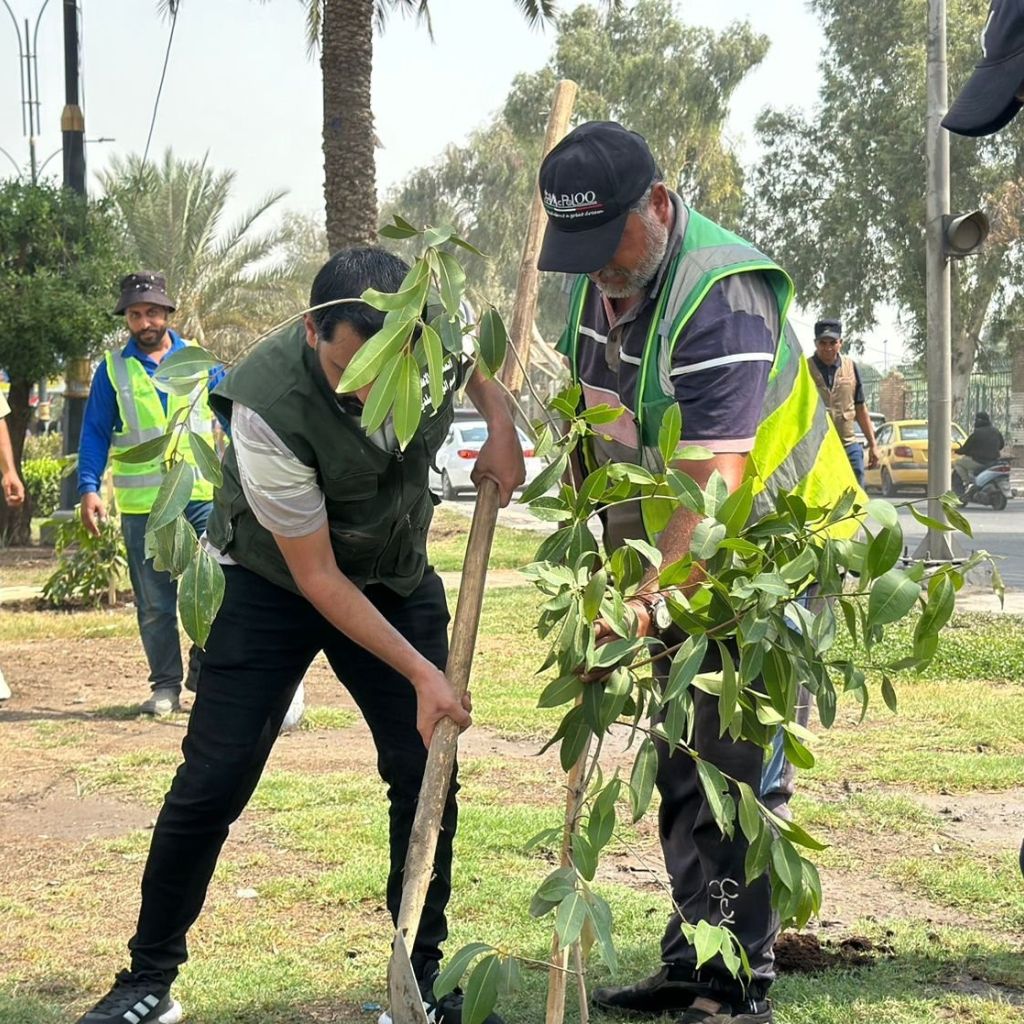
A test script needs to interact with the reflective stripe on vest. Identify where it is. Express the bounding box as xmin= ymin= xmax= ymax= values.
xmin=564 ymin=206 xmax=862 ymax=544
xmin=106 ymin=345 xmax=216 ymax=515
